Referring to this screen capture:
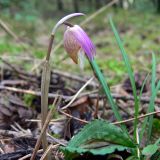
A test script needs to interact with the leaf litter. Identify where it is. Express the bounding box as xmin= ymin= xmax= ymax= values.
xmin=0 ymin=59 xmax=159 ymax=159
